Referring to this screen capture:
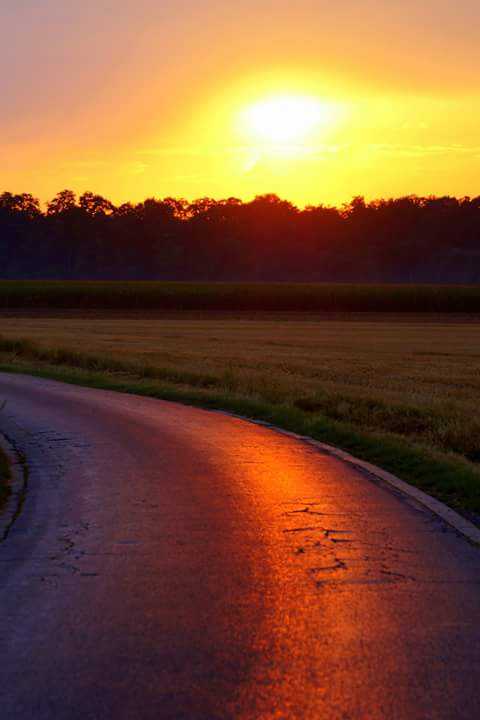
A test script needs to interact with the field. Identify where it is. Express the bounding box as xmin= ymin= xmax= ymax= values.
xmin=1 ymin=309 xmax=480 ymax=518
